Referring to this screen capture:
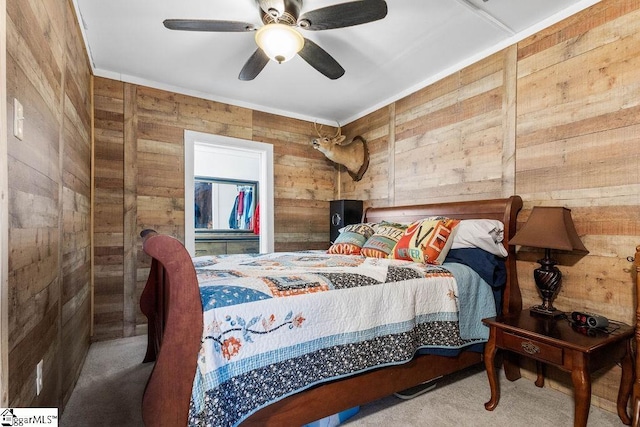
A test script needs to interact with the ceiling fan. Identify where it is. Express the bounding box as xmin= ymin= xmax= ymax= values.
xmin=163 ymin=0 xmax=388 ymax=81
